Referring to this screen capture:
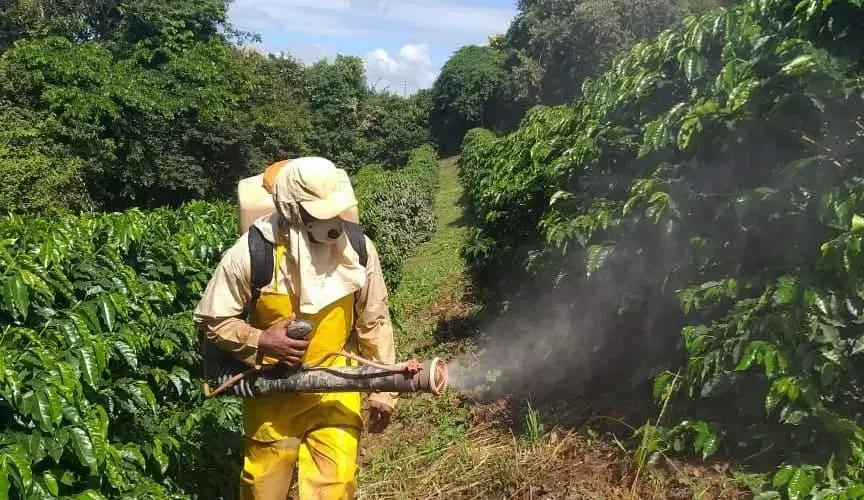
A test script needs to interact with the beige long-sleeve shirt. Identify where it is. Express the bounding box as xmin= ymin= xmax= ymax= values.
xmin=194 ymin=222 xmax=397 ymax=409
